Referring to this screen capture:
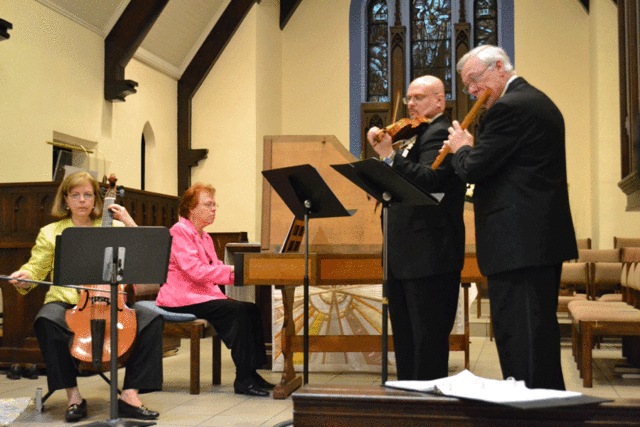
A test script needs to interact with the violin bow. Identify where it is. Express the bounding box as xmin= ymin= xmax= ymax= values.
xmin=391 ymin=88 xmax=402 ymax=123
xmin=374 ymin=89 xmax=403 ymax=144
xmin=0 ymin=275 xmax=127 ymax=294
xmin=431 ymin=88 xmax=493 ymax=170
